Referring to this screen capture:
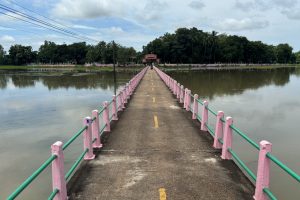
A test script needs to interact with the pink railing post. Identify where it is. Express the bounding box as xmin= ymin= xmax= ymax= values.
xmin=200 ymin=100 xmax=208 ymax=131
xmin=254 ymin=140 xmax=272 ymax=200
xmin=83 ymin=117 xmax=95 ymax=160
xmin=173 ymin=80 xmax=177 ymax=95
xmin=186 ymin=90 xmax=191 ymax=111
xmin=221 ymin=117 xmax=233 ymax=159
xmin=112 ymin=95 xmax=118 ymax=121
xmin=213 ymin=111 xmax=224 ymax=149
xmin=129 ymin=81 xmax=133 ymax=95
xmin=92 ymin=110 xmax=102 ymax=148
xmin=124 ymin=84 xmax=129 ymax=103
xmin=180 ymin=85 xmax=184 ymax=103
xmin=183 ymin=88 xmax=188 ymax=109
xmin=103 ymin=101 xmax=111 ymax=132
xmin=118 ymin=94 xmax=122 ymax=111
xmin=51 ymin=141 xmax=67 ymax=200
xmin=192 ymin=94 xmax=199 ymax=119
xmin=121 ymin=90 xmax=126 ymax=109
xmin=177 ymin=83 xmax=180 ymax=99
